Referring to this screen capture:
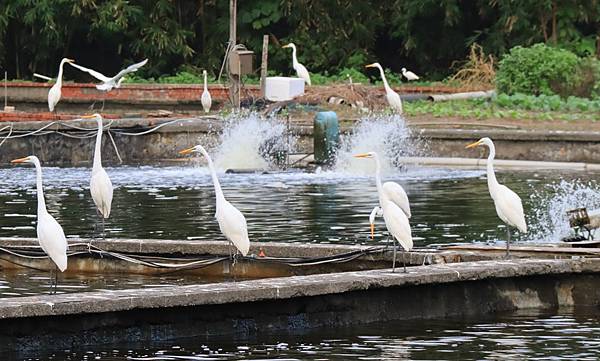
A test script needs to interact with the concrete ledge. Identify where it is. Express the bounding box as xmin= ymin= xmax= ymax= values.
xmin=400 ymin=156 xmax=600 ymax=170
xmin=0 ymin=257 xmax=597 ymax=320
xmin=2 ymin=257 xmax=600 ymax=357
